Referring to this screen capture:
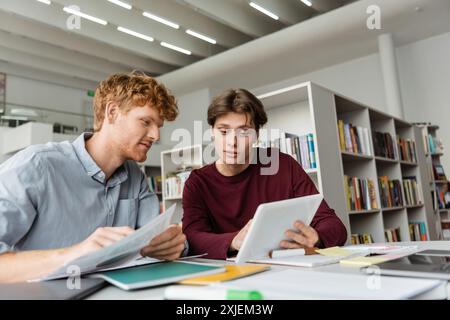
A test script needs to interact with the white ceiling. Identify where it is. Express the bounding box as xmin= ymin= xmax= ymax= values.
xmin=0 ymin=0 xmax=353 ymax=88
